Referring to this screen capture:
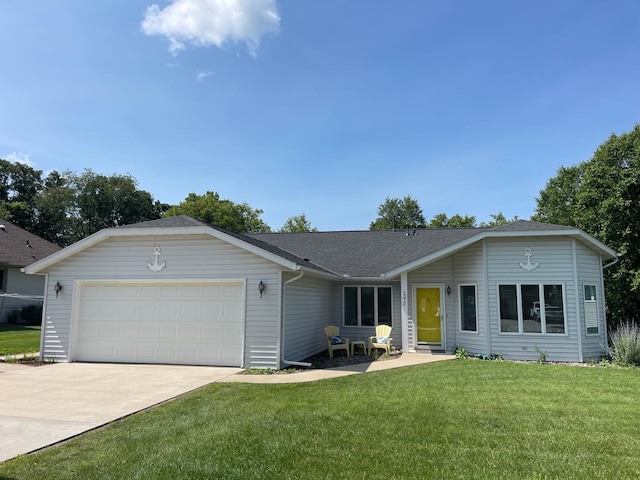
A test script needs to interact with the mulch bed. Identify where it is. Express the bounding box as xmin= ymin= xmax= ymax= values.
xmin=302 ymin=349 xmax=402 ymax=369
